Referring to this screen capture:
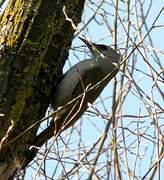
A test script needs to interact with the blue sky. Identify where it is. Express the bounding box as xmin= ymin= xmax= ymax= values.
xmin=62 ymin=1 xmax=164 ymax=179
